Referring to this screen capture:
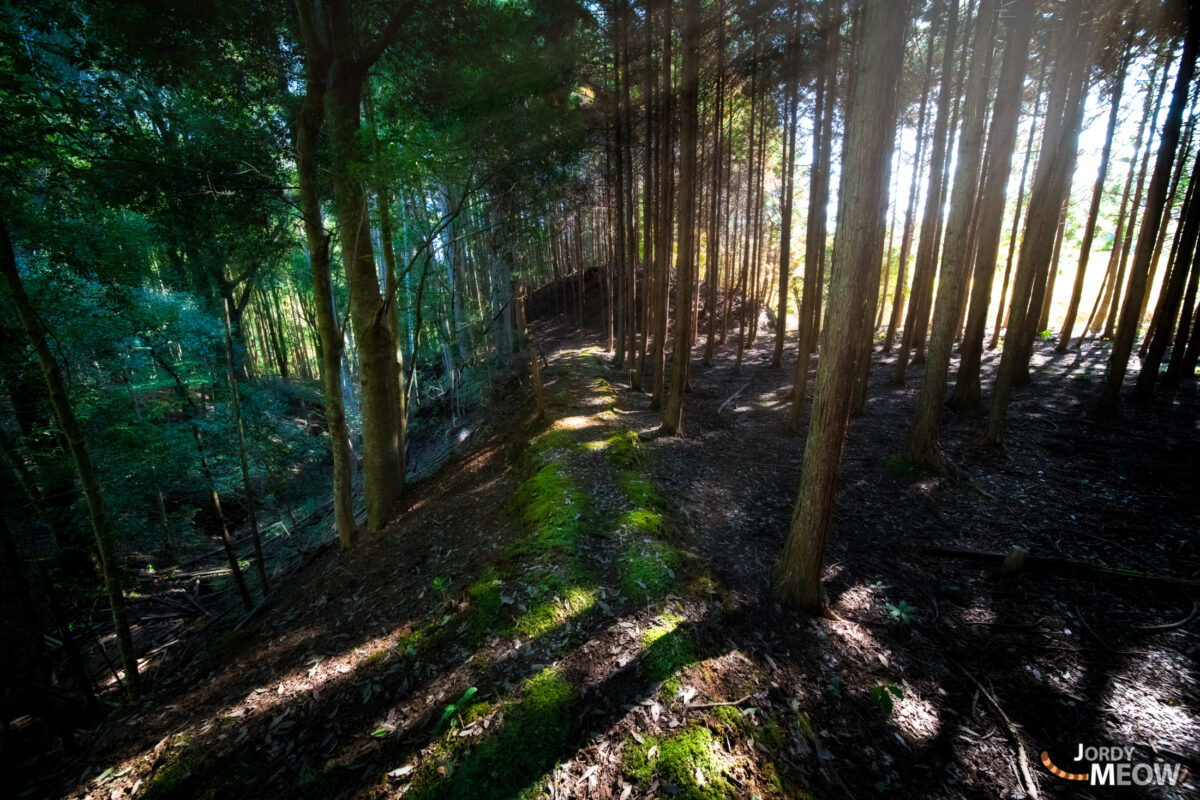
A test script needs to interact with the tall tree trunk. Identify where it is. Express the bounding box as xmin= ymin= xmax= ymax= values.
xmin=0 ymin=219 xmax=141 ymax=699
xmin=984 ymin=0 xmax=1090 ymax=445
xmin=1136 ymin=99 xmax=1200 ymax=393
xmin=991 ymin=54 xmax=1046 ymax=349
xmin=651 ymin=0 xmax=673 ymax=411
xmin=950 ymin=0 xmax=1034 ymax=411
xmin=907 ymin=0 xmax=998 ymax=466
xmin=294 ymin=4 xmax=358 ymax=547
xmin=785 ymin=0 xmax=837 ymax=433
xmin=883 ymin=21 xmax=936 ymax=354
xmin=1057 ymin=32 xmax=1131 ymax=351
xmin=222 ymin=296 xmax=268 ymax=593
xmin=1102 ymin=53 xmax=1172 ymax=340
xmin=703 ymin=0 xmax=726 ymax=367
xmin=734 ymin=51 xmax=758 ymax=376
xmin=1102 ymin=23 xmax=1197 ymax=411
xmin=893 ymin=0 xmax=959 ymax=385
xmin=662 ymin=0 xmax=700 ymax=434
xmin=772 ymin=0 xmax=907 ymax=613
xmin=324 ymin=0 xmax=407 ymax=531
xmin=773 ymin=2 xmax=802 ymax=368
